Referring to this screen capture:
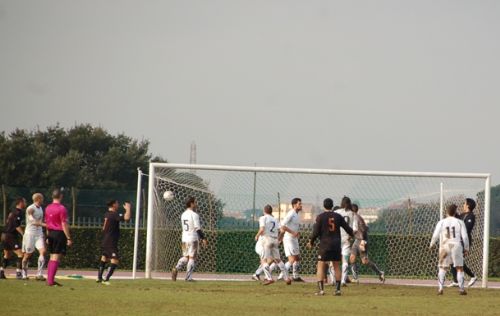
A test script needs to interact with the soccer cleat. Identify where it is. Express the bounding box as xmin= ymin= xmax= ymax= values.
xmin=341 ymin=282 xmax=347 ymax=287
xmin=48 ymin=281 xmax=63 ymax=287
xmin=0 ymin=270 xmax=6 ymax=279
xmin=293 ymin=277 xmax=305 ymax=283
xmin=467 ymin=276 xmax=477 ymax=288
xmin=96 ymin=279 xmax=103 ymax=283
xmin=16 ymin=272 xmax=22 ymax=280
xmin=277 ymin=272 xmax=284 ymax=281
xmin=171 ymin=268 xmax=178 ymax=282
xmin=251 ymin=274 xmax=260 ymax=281
xmin=315 ymin=291 xmax=325 ymax=296
xmin=22 ymin=276 xmax=29 ymax=281
xmin=263 ymin=279 xmax=275 ymax=286
xmin=345 ymin=276 xmax=352 ymax=284
xmin=185 ymin=279 xmax=195 ymax=282
xmin=379 ymin=272 xmax=385 ymax=283
xmin=437 ymin=289 xmax=443 ymax=295
xmin=334 ymin=290 xmax=342 ymax=296
xmin=447 ymin=282 xmax=459 ymax=288
xmin=459 ymin=290 xmax=467 ymax=295
xmin=102 ymin=281 xmax=111 ymax=286
xmin=285 ymin=278 xmax=292 ymax=285
xmin=35 ymin=275 xmax=46 ymax=281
